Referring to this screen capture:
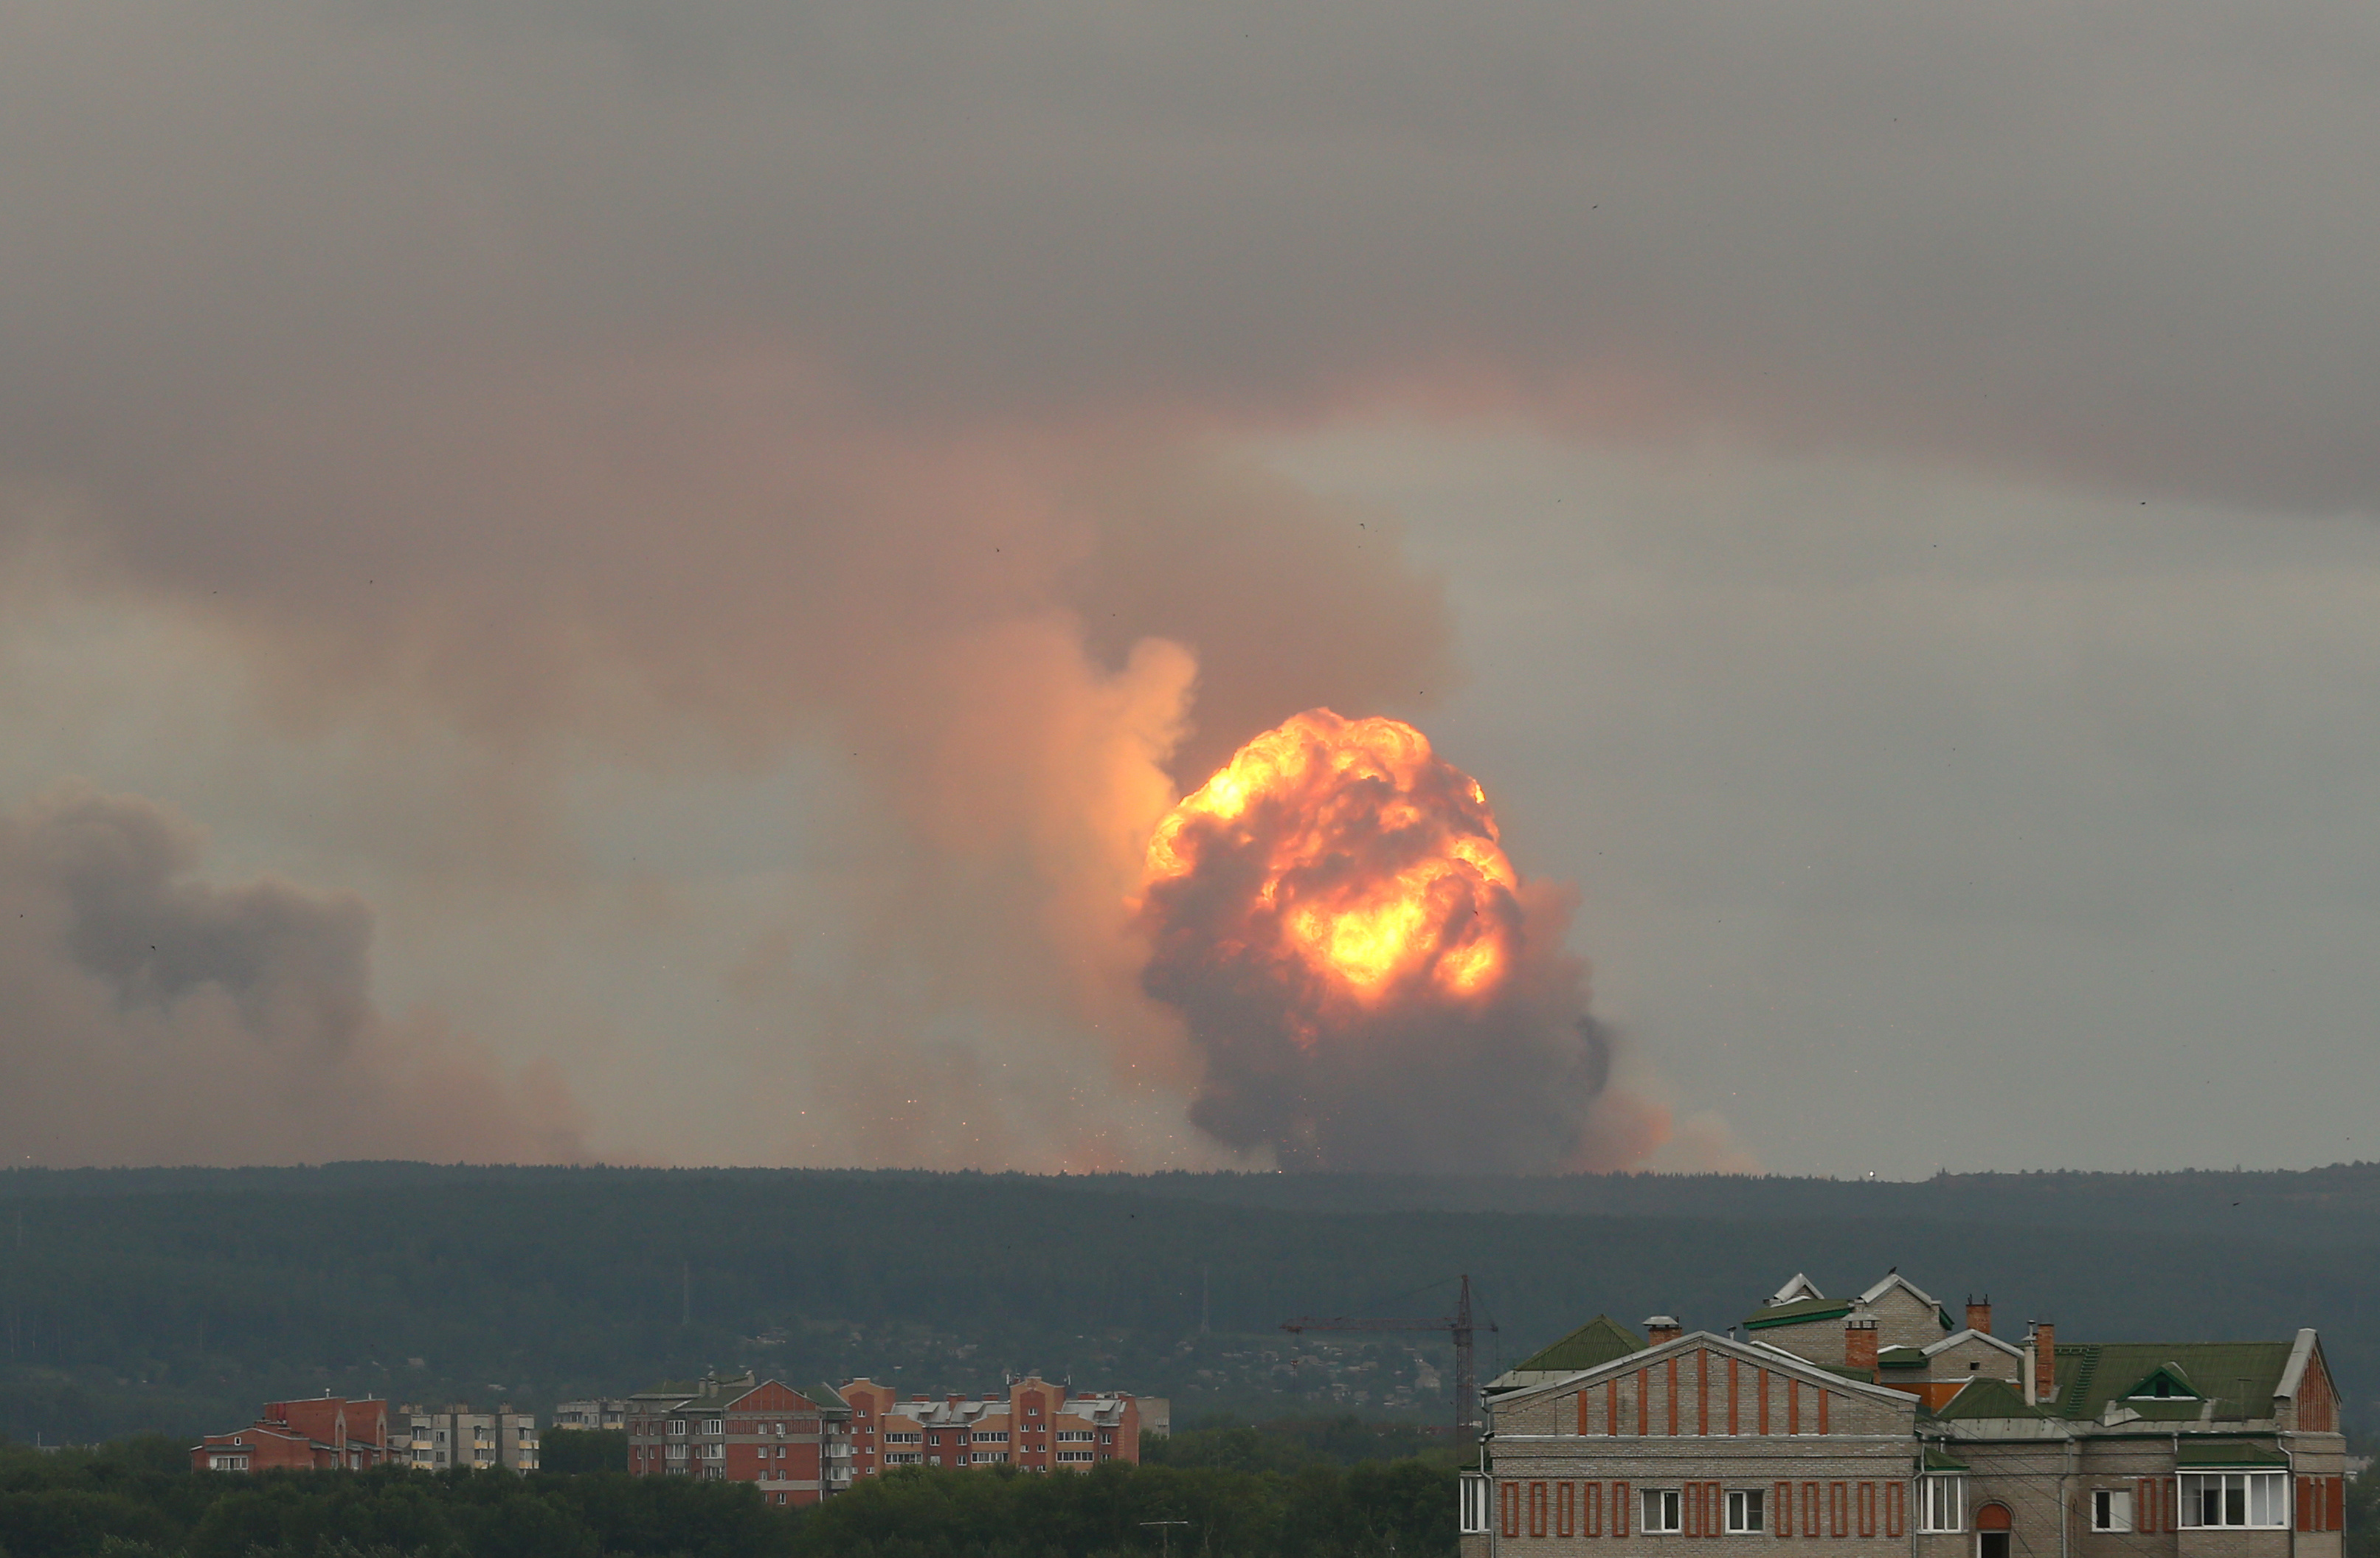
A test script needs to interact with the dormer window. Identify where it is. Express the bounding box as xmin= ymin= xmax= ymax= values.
xmin=2123 ymin=1365 xmax=2200 ymax=1402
